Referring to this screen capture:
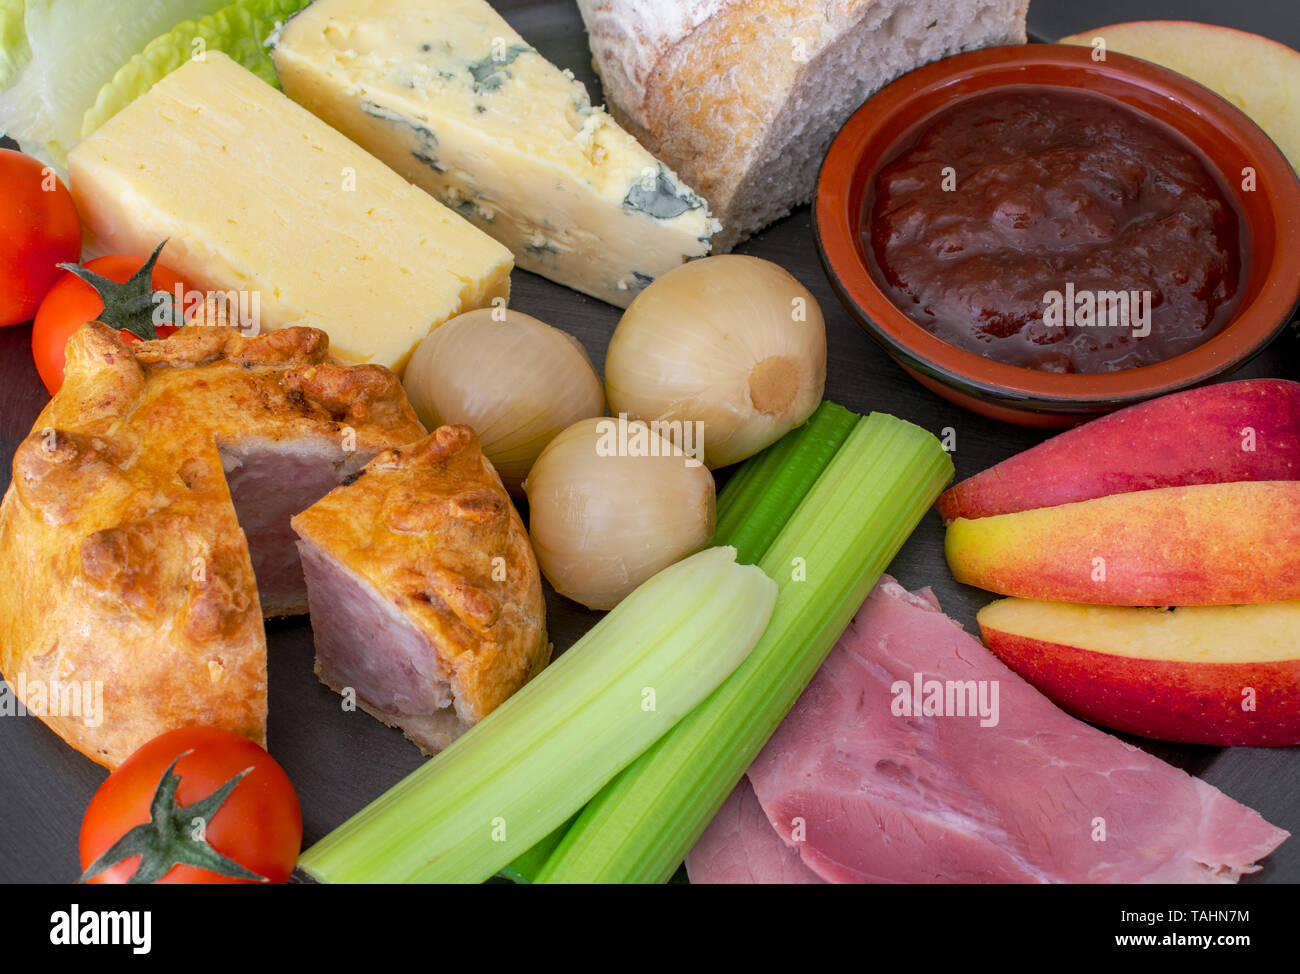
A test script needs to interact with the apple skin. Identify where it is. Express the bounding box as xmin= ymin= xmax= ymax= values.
xmin=945 ymin=481 xmax=1300 ymax=606
xmin=1058 ymin=20 xmax=1300 ymax=173
xmin=937 ymin=379 xmax=1300 ymax=523
xmin=979 ymin=600 xmax=1300 ymax=747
